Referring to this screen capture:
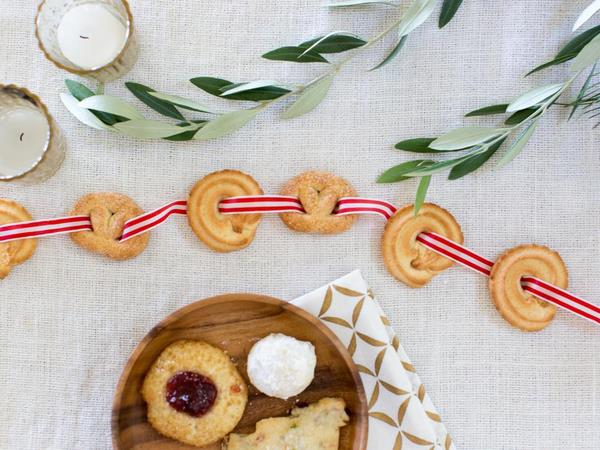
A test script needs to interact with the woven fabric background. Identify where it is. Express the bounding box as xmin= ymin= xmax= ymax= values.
xmin=1 ymin=1 xmax=598 ymax=449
